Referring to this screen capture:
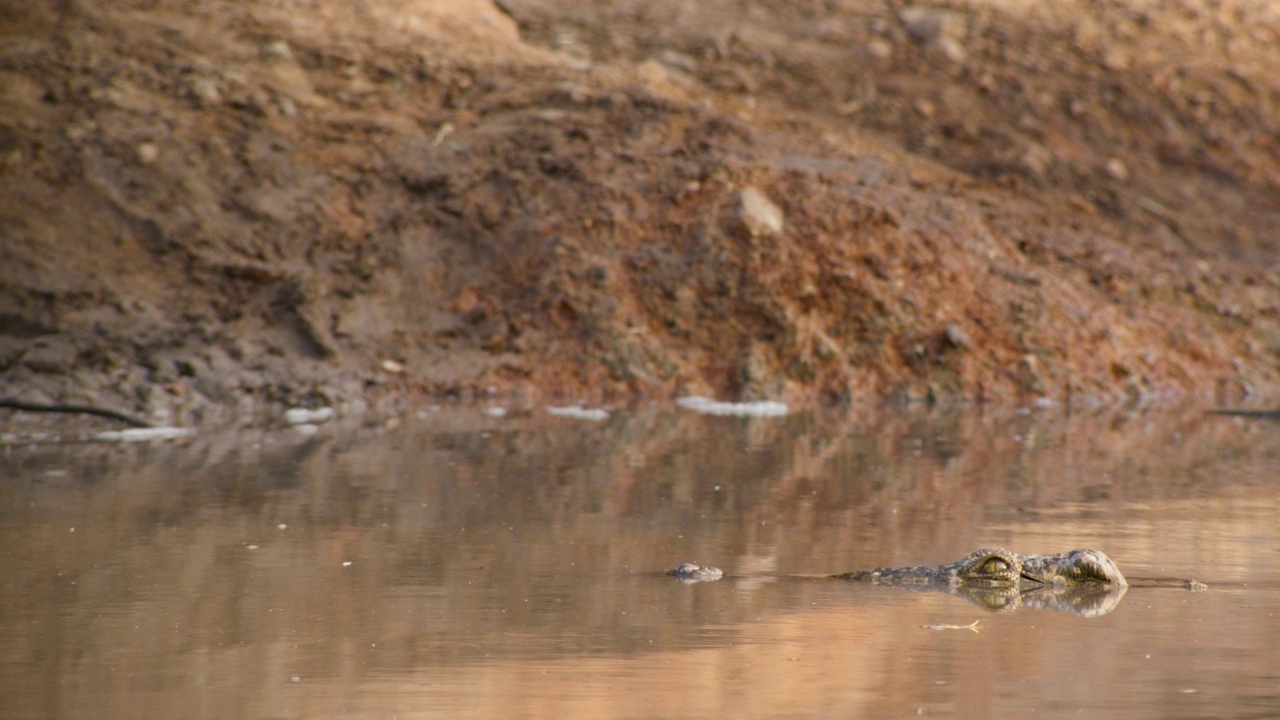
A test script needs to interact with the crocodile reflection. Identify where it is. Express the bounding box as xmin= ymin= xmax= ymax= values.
xmin=668 ymin=547 xmax=1152 ymax=617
